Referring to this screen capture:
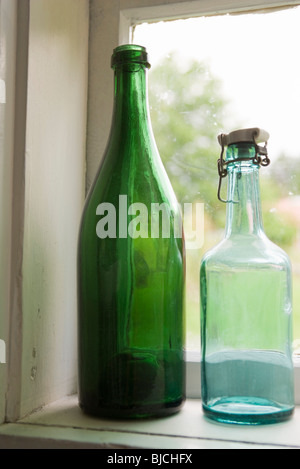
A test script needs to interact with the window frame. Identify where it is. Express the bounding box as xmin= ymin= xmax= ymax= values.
xmin=87 ymin=0 xmax=300 ymax=403
xmin=0 ymin=0 xmax=18 ymax=425
xmin=87 ymin=0 xmax=300 ymax=188
xmin=3 ymin=0 xmax=89 ymax=424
